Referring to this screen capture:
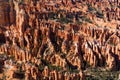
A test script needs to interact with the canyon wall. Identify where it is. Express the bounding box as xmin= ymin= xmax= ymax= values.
xmin=0 ymin=0 xmax=120 ymax=80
